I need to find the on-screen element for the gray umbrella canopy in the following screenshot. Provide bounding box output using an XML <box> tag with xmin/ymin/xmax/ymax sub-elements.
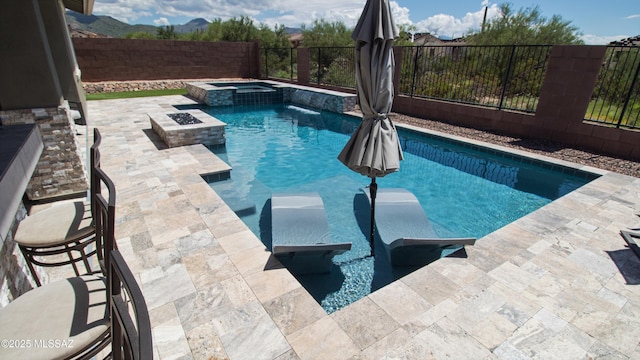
<box><xmin>338</xmin><ymin>0</ymin><xmax>403</xmax><ymax>256</ymax></box>
<box><xmin>338</xmin><ymin>0</ymin><xmax>403</xmax><ymax>177</ymax></box>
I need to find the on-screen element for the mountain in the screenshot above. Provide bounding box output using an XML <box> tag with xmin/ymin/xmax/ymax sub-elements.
<box><xmin>66</xmin><ymin>12</ymin><xmax>304</xmax><ymax>39</ymax></box>
<box><xmin>285</xmin><ymin>27</ymin><xmax>302</xmax><ymax>35</ymax></box>
<box><xmin>65</xmin><ymin>11</ymin><xmax>156</xmax><ymax>37</ymax></box>
<box><xmin>174</xmin><ymin>18</ymin><xmax>210</xmax><ymax>33</ymax></box>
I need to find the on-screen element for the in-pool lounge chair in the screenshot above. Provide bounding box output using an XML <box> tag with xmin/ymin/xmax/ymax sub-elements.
<box><xmin>620</xmin><ymin>229</ymin><xmax>640</xmax><ymax>259</ymax></box>
<box><xmin>271</xmin><ymin>192</ymin><xmax>351</xmax><ymax>274</ymax></box>
<box><xmin>362</xmin><ymin>188</ymin><xmax>476</xmax><ymax>266</ymax></box>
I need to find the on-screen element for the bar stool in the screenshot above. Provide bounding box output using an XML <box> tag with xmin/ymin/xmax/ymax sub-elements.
<box><xmin>0</xmin><ymin>155</ymin><xmax>116</xmax><ymax>359</ymax></box>
<box><xmin>109</xmin><ymin>250</ymin><xmax>153</xmax><ymax>360</ymax></box>
<box><xmin>14</xmin><ymin>128</ymin><xmax>102</xmax><ymax>286</ymax></box>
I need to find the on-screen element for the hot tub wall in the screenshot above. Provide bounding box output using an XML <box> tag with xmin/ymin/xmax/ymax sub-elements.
<box><xmin>187</xmin><ymin>81</ymin><xmax>357</xmax><ymax>113</ymax></box>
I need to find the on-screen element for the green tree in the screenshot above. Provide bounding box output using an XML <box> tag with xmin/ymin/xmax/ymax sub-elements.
<box><xmin>156</xmin><ymin>25</ymin><xmax>178</xmax><ymax>39</ymax></box>
<box><xmin>124</xmin><ymin>31</ymin><xmax>155</xmax><ymax>39</ymax></box>
<box><xmin>257</xmin><ymin>23</ymin><xmax>290</xmax><ymax>48</ymax></box>
<box><xmin>396</xmin><ymin>24</ymin><xmax>417</xmax><ymax>46</ymax></box>
<box><xmin>220</xmin><ymin>16</ymin><xmax>259</xmax><ymax>41</ymax></box>
<box><xmin>467</xmin><ymin>3</ymin><xmax>583</xmax><ymax>45</ymax></box>
<box><xmin>197</xmin><ymin>16</ymin><xmax>257</xmax><ymax>42</ymax></box>
<box><xmin>259</xmin><ymin>24</ymin><xmax>295</xmax><ymax>79</ymax></box>
<box><xmin>301</xmin><ymin>20</ymin><xmax>353</xmax><ymax>47</ymax></box>
<box><xmin>301</xmin><ymin>20</ymin><xmax>354</xmax><ymax>84</ymax></box>
<box><xmin>184</xmin><ymin>29</ymin><xmax>206</xmax><ymax>41</ymax></box>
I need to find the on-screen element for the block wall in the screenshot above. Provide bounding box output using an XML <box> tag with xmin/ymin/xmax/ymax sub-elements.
<box><xmin>72</xmin><ymin>38</ymin><xmax>261</xmax><ymax>82</ymax></box>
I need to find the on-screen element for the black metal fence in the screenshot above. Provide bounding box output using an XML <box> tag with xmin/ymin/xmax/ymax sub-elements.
<box><xmin>585</xmin><ymin>46</ymin><xmax>640</xmax><ymax>128</ymax></box>
<box><xmin>262</xmin><ymin>45</ymin><xmax>551</xmax><ymax>113</ymax></box>
<box><xmin>261</xmin><ymin>44</ymin><xmax>640</xmax><ymax>129</ymax></box>
<box><xmin>310</xmin><ymin>47</ymin><xmax>356</xmax><ymax>87</ymax></box>
<box><xmin>399</xmin><ymin>45</ymin><xmax>551</xmax><ymax>113</ymax></box>
<box><xmin>262</xmin><ymin>47</ymin><xmax>297</xmax><ymax>81</ymax></box>
<box><xmin>263</xmin><ymin>47</ymin><xmax>357</xmax><ymax>87</ymax></box>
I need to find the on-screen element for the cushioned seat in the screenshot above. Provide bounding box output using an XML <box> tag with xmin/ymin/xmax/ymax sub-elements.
<box><xmin>0</xmin><ymin>145</ymin><xmax>118</xmax><ymax>358</ymax></box>
<box><xmin>0</xmin><ymin>275</ymin><xmax>109</xmax><ymax>359</ymax></box>
<box><xmin>14</xmin><ymin>128</ymin><xmax>102</xmax><ymax>286</ymax></box>
<box><xmin>14</xmin><ymin>200</ymin><xmax>93</xmax><ymax>247</ymax></box>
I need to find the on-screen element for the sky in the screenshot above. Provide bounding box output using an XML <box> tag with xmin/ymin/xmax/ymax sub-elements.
<box><xmin>92</xmin><ymin>0</ymin><xmax>640</xmax><ymax>45</ymax></box>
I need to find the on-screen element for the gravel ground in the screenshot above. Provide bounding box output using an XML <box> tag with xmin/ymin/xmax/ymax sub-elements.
<box><xmin>391</xmin><ymin>112</ymin><xmax>640</xmax><ymax>178</ymax></box>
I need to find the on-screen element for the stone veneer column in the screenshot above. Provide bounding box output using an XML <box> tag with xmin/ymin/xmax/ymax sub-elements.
<box><xmin>0</xmin><ymin>105</ymin><xmax>88</xmax><ymax>201</ymax></box>
<box><xmin>0</xmin><ymin>203</ymin><xmax>42</xmax><ymax>307</ymax></box>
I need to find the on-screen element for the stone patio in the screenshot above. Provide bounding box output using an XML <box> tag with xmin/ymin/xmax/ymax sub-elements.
<box><xmin>76</xmin><ymin>95</ymin><xmax>640</xmax><ymax>359</ymax></box>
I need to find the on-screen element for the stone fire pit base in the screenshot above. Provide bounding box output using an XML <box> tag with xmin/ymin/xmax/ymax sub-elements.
<box><xmin>149</xmin><ymin>109</ymin><xmax>226</xmax><ymax>148</ymax></box>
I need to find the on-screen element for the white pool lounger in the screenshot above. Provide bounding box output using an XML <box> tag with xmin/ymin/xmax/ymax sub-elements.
<box><xmin>362</xmin><ymin>188</ymin><xmax>476</xmax><ymax>266</ymax></box>
<box><xmin>620</xmin><ymin>229</ymin><xmax>640</xmax><ymax>259</ymax></box>
<box><xmin>271</xmin><ymin>192</ymin><xmax>351</xmax><ymax>274</ymax></box>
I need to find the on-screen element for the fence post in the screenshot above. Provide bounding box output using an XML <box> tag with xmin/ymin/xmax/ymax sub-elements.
<box><xmin>498</xmin><ymin>45</ymin><xmax>516</xmax><ymax>110</ymax></box>
<box><xmin>264</xmin><ymin>48</ymin><xmax>269</xmax><ymax>78</ymax></box>
<box><xmin>253</xmin><ymin>40</ymin><xmax>262</xmax><ymax>79</ymax></box>
<box><xmin>317</xmin><ymin>48</ymin><xmax>321</xmax><ymax>84</ymax></box>
<box><xmin>297</xmin><ymin>48</ymin><xmax>310</xmax><ymax>85</ymax></box>
<box><xmin>617</xmin><ymin>58</ymin><xmax>640</xmax><ymax>128</ymax></box>
<box><xmin>290</xmin><ymin>48</ymin><xmax>294</xmax><ymax>81</ymax></box>
<box><xmin>411</xmin><ymin>47</ymin><xmax>420</xmax><ymax>97</ymax></box>
<box><xmin>393</xmin><ymin>46</ymin><xmax>403</xmax><ymax>97</ymax></box>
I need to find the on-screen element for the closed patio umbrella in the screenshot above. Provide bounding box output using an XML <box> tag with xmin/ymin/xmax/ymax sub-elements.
<box><xmin>338</xmin><ymin>0</ymin><xmax>403</xmax><ymax>256</ymax></box>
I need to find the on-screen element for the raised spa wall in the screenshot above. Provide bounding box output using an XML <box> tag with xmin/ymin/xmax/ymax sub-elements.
<box><xmin>186</xmin><ymin>80</ymin><xmax>357</xmax><ymax>113</ymax></box>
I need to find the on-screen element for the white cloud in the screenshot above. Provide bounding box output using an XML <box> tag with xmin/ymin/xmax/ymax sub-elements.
<box><xmin>255</xmin><ymin>0</ymin><xmax>372</xmax><ymax>29</ymax></box>
<box><xmin>153</xmin><ymin>17</ymin><xmax>170</xmax><ymax>26</ymax></box>
<box><xmin>414</xmin><ymin>4</ymin><xmax>500</xmax><ymax>38</ymax></box>
<box><xmin>91</xmin><ymin>0</ymin><xmax>633</xmax><ymax>43</ymax></box>
<box><xmin>92</xmin><ymin>0</ymin><xmax>157</xmax><ymax>23</ymax></box>
<box><xmin>93</xmin><ymin>0</ymin><xmax>372</xmax><ymax>28</ymax></box>
<box><xmin>390</xmin><ymin>1</ymin><xmax>412</xmax><ymax>27</ymax></box>
<box><xmin>581</xmin><ymin>34</ymin><xmax>629</xmax><ymax>45</ymax></box>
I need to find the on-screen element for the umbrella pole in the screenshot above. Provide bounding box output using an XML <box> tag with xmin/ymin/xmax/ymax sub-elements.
<box><xmin>369</xmin><ymin>177</ymin><xmax>377</xmax><ymax>257</ymax></box>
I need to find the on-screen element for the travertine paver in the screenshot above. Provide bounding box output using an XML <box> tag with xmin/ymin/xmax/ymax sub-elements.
<box><xmin>74</xmin><ymin>95</ymin><xmax>640</xmax><ymax>359</ymax></box>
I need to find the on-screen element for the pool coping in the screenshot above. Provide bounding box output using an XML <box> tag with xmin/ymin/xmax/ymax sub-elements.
<box><xmin>344</xmin><ymin>111</ymin><xmax>609</xmax><ymax>179</ymax></box>
<box><xmin>81</xmin><ymin>95</ymin><xmax>640</xmax><ymax>359</ymax></box>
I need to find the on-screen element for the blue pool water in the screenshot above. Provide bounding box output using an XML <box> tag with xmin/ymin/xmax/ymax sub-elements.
<box><xmin>189</xmin><ymin>103</ymin><xmax>597</xmax><ymax>313</ymax></box>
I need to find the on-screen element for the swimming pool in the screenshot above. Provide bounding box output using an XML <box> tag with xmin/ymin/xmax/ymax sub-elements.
<box><xmin>188</xmin><ymin>103</ymin><xmax>597</xmax><ymax>313</ymax></box>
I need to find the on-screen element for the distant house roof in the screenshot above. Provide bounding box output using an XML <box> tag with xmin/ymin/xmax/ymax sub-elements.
<box><xmin>68</xmin><ymin>24</ymin><xmax>109</xmax><ymax>38</ymax></box>
<box><xmin>609</xmin><ymin>35</ymin><xmax>640</xmax><ymax>46</ymax></box>
<box><xmin>413</xmin><ymin>33</ymin><xmax>443</xmax><ymax>46</ymax></box>
<box><xmin>289</xmin><ymin>33</ymin><xmax>304</xmax><ymax>48</ymax></box>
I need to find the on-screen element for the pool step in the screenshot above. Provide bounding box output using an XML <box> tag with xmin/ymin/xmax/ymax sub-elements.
<box><xmin>211</xmin><ymin>179</ymin><xmax>257</xmax><ymax>217</ymax></box>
